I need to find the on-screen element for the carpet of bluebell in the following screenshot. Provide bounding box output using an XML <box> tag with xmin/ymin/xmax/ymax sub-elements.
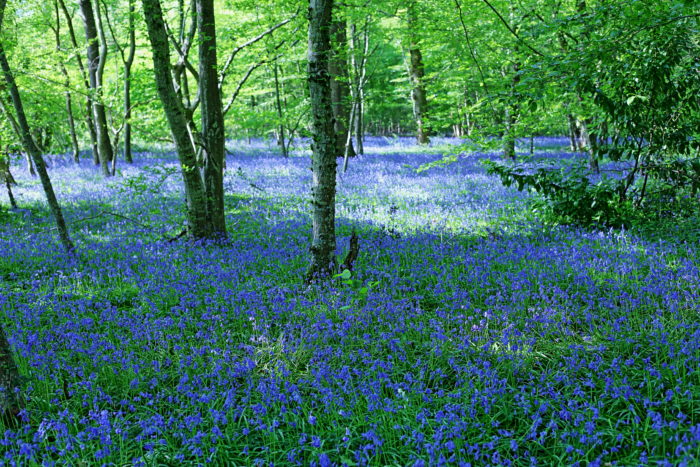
<box><xmin>0</xmin><ymin>137</ymin><xmax>698</xmax><ymax>466</ymax></box>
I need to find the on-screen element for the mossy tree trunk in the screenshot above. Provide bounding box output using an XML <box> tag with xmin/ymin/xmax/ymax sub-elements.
<box><xmin>196</xmin><ymin>0</ymin><xmax>227</xmax><ymax>238</ymax></box>
<box><xmin>306</xmin><ymin>0</ymin><xmax>338</xmax><ymax>281</ymax></box>
<box><xmin>142</xmin><ymin>0</ymin><xmax>211</xmax><ymax>240</ymax></box>
<box><xmin>79</xmin><ymin>0</ymin><xmax>114</xmax><ymax>176</ymax></box>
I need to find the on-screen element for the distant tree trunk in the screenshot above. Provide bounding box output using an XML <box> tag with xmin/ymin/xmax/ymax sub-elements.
<box><xmin>123</xmin><ymin>0</ymin><xmax>136</xmax><ymax>164</ymax></box>
<box><xmin>578</xmin><ymin>118</ymin><xmax>599</xmax><ymax>172</ymax></box>
<box><xmin>273</xmin><ymin>64</ymin><xmax>288</xmax><ymax>157</ymax></box>
<box><xmin>52</xmin><ymin>1</ymin><xmax>80</xmax><ymax>163</ymax></box>
<box><xmin>349</xmin><ymin>21</ymin><xmax>369</xmax><ymax>155</ymax></box>
<box><xmin>58</xmin><ymin>0</ymin><xmax>99</xmax><ymax>164</ymax></box>
<box><xmin>330</xmin><ymin>18</ymin><xmax>355</xmax><ymax>158</ymax></box>
<box><xmin>197</xmin><ymin>0</ymin><xmax>227</xmax><ymax>238</ymax></box>
<box><xmin>503</xmin><ymin>59</ymin><xmax>520</xmax><ymax>160</ymax></box>
<box><xmin>0</xmin><ymin>42</ymin><xmax>74</xmax><ymax>253</ymax></box>
<box><xmin>407</xmin><ymin>2</ymin><xmax>429</xmax><ymax>145</ymax></box>
<box><xmin>306</xmin><ymin>0</ymin><xmax>338</xmax><ymax>282</ymax></box>
<box><xmin>567</xmin><ymin>113</ymin><xmax>578</xmax><ymax>151</ymax></box>
<box><xmin>142</xmin><ymin>0</ymin><xmax>211</xmax><ymax>239</ymax></box>
<box><xmin>503</xmin><ymin>106</ymin><xmax>516</xmax><ymax>160</ymax></box>
<box><xmin>79</xmin><ymin>0</ymin><xmax>113</xmax><ymax>176</ymax></box>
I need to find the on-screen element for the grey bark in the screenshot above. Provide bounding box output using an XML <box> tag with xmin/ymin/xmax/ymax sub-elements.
<box><xmin>79</xmin><ymin>0</ymin><xmax>113</xmax><ymax>176</ymax></box>
<box><xmin>197</xmin><ymin>0</ymin><xmax>227</xmax><ymax>238</ymax></box>
<box><xmin>0</xmin><ymin>4</ymin><xmax>74</xmax><ymax>256</ymax></box>
<box><xmin>329</xmin><ymin>18</ymin><xmax>354</xmax><ymax>158</ymax></box>
<box><xmin>142</xmin><ymin>0</ymin><xmax>211</xmax><ymax>239</ymax></box>
<box><xmin>306</xmin><ymin>0</ymin><xmax>338</xmax><ymax>281</ymax></box>
<box><xmin>407</xmin><ymin>2</ymin><xmax>429</xmax><ymax>145</ymax></box>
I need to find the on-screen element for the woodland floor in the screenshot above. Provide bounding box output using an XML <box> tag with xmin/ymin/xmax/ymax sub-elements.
<box><xmin>0</xmin><ymin>137</ymin><xmax>698</xmax><ymax>465</ymax></box>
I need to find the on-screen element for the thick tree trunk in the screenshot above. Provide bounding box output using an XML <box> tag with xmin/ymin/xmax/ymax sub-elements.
<box><xmin>79</xmin><ymin>0</ymin><xmax>113</xmax><ymax>176</ymax></box>
<box><xmin>306</xmin><ymin>0</ymin><xmax>338</xmax><ymax>281</ymax></box>
<box><xmin>407</xmin><ymin>3</ymin><xmax>429</xmax><ymax>145</ymax></box>
<box><xmin>330</xmin><ymin>19</ymin><xmax>355</xmax><ymax>158</ymax></box>
<box><xmin>0</xmin><ymin>44</ymin><xmax>74</xmax><ymax>254</ymax></box>
<box><xmin>197</xmin><ymin>0</ymin><xmax>226</xmax><ymax>238</ymax></box>
<box><xmin>0</xmin><ymin>324</ymin><xmax>21</xmax><ymax>423</ymax></box>
<box><xmin>142</xmin><ymin>0</ymin><xmax>211</xmax><ymax>239</ymax></box>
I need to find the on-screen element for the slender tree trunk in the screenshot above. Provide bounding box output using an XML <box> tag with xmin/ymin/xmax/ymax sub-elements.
<box><xmin>123</xmin><ymin>0</ymin><xmax>136</xmax><ymax>164</ymax></box>
<box><xmin>58</xmin><ymin>0</ymin><xmax>99</xmax><ymax>165</ymax></box>
<box><xmin>329</xmin><ymin>18</ymin><xmax>355</xmax><ymax>158</ymax></box>
<box><xmin>567</xmin><ymin>113</ymin><xmax>578</xmax><ymax>151</ymax></box>
<box><xmin>0</xmin><ymin>44</ymin><xmax>74</xmax><ymax>254</ymax></box>
<box><xmin>197</xmin><ymin>0</ymin><xmax>226</xmax><ymax>238</ymax></box>
<box><xmin>52</xmin><ymin>2</ymin><xmax>80</xmax><ymax>163</ymax></box>
<box><xmin>306</xmin><ymin>0</ymin><xmax>337</xmax><ymax>281</ymax></box>
<box><xmin>407</xmin><ymin>3</ymin><xmax>429</xmax><ymax>145</ymax></box>
<box><xmin>79</xmin><ymin>0</ymin><xmax>113</xmax><ymax>176</ymax></box>
<box><xmin>273</xmin><ymin>64</ymin><xmax>288</xmax><ymax>157</ymax></box>
<box><xmin>142</xmin><ymin>0</ymin><xmax>210</xmax><ymax>239</ymax></box>
<box><xmin>503</xmin><ymin>106</ymin><xmax>516</xmax><ymax>159</ymax></box>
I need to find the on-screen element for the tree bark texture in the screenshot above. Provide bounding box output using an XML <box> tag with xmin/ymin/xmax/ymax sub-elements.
<box><xmin>407</xmin><ymin>3</ymin><xmax>429</xmax><ymax>145</ymax></box>
<box><xmin>79</xmin><ymin>0</ymin><xmax>113</xmax><ymax>176</ymax></box>
<box><xmin>142</xmin><ymin>0</ymin><xmax>211</xmax><ymax>239</ymax></box>
<box><xmin>306</xmin><ymin>0</ymin><xmax>338</xmax><ymax>281</ymax></box>
<box><xmin>329</xmin><ymin>19</ymin><xmax>355</xmax><ymax>158</ymax></box>
<box><xmin>196</xmin><ymin>0</ymin><xmax>227</xmax><ymax>238</ymax></box>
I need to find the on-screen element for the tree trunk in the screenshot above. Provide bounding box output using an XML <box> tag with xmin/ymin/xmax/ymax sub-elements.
<box><xmin>0</xmin><ymin>42</ymin><xmax>74</xmax><ymax>254</ymax></box>
<box><xmin>503</xmin><ymin>106</ymin><xmax>516</xmax><ymax>160</ymax></box>
<box><xmin>273</xmin><ymin>64</ymin><xmax>288</xmax><ymax>157</ymax></box>
<box><xmin>0</xmin><ymin>323</ymin><xmax>21</xmax><ymax>424</ymax></box>
<box><xmin>567</xmin><ymin>113</ymin><xmax>578</xmax><ymax>151</ymax></box>
<box><xmin>57</xmin><ymin>0</ymin><xmax>99</xmax><ymax>166</ymax></box>
<box><xmin>330</xmin><ymin>19</ymin><xmax>355</xmax><ymax>158</ymax></box>
<box><xmin>52</xmin><ymin>2</ymin><xmax>80</xmax><ymax>163</ymax></box>
<box><xmin>123</xmin><ymin>0</ymin><xmax>136</xmax><ymax>164</ymax></box>
<box><xmin>196</xmin><ymin>0</ymin><xmax>227</xmax><ymax>238</ymax></box>
<box><xmin>142</xmin><ymin>0</ymin><xmax>211</xmax><ymax>239</ymax></box>
<box><xmin>79</xmin><ymin>0</ymin><xmax>113</xmax><ymax>176</ymax></box>
<box><xmin>306</xmin><ymin>0</ymin><xmax>338</xmax><ymax>282</ymax></box>
<box><xmin>407</xmin><ymin>3</ymin><xmax>429</xmax><ymax>145</ymax></box>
